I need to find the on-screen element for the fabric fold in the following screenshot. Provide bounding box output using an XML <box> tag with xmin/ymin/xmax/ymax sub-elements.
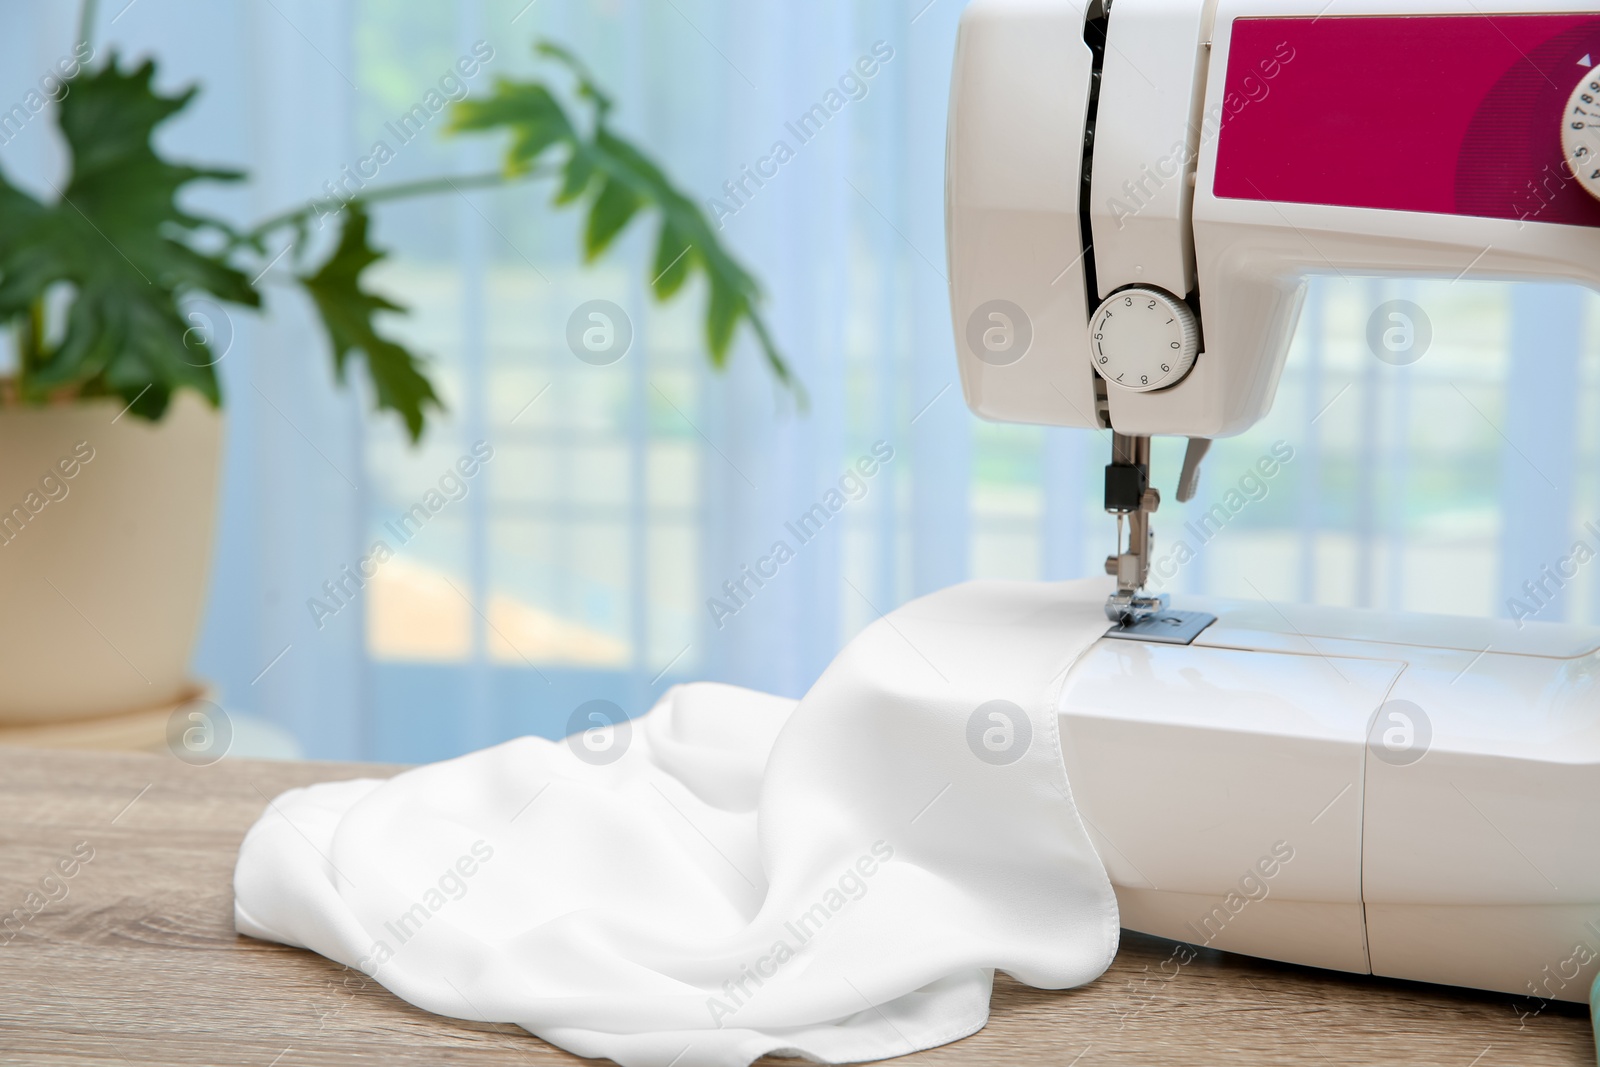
<box><xmin>234</xmin><ymin>578</ymin><xmax>1122</xmax><ymax>1066</ymax></box>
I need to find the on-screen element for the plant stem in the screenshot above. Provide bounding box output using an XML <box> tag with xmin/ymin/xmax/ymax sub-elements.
<box><xmin>245</xmin><ymin>166</ymin><xmax>554</xmax><ymax>245</ymax></box>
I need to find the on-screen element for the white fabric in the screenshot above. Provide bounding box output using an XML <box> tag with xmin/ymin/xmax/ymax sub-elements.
<box><xmin>234</xmin><ymin>579</ymin><xmax>1121</xmax><ymax>1066</ymax></box>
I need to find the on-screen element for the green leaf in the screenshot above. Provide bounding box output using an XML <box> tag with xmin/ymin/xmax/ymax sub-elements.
<box><xmin>298</xmin><ymin>204</ymin><xmax>441</xmax><ymax>442</ymax></box>
<box><xmin>650</xmin><ymin>220</ymin><xmax>695</xmax><ymax>299</ymax></box>
<box><xmin>585</xmin><ymin>176</ymin><xmax>642</xmax><ymax>260</ymax></box>
<box><xmin>443</xmin><ymin>46</ymin><xmax>800</xmax><ymax>400</ymax></box>
<box><xmin>534</xmin><ymin>41</ymin><xmax>614</xmax><ymax>119</ymax></box>
<box><xmin>448</xmin><ymin>81</ymin><xmax>574</xmax><ymax>174</ymax></box>
<box><xmin>0</xmin><ymin>54</ymin><xmax>258</xmax><ymax>416</ymax></box>
<box><xmin>705</xmin><ymin>270</ymin><xmax>738</xmax><ymax>367</ymax></box>
<box><xmin>448</xmin><ymin>38</ymin><xmax>806</xmax><ymax>408</ymax></box>
<box><xmin>584</xmin><ymin>128</ymin><xmax>798</xmax><ymax>394</ymax></box>
<box><xmin>556</xmin><ymin>142</ymin><xmax>597</xmax><ymax>204</ymax></box>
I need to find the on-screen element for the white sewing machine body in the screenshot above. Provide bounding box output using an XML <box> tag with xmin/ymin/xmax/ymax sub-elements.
<box><xmin>946</xmin><ymin>0</ymin><xmax>1600</xmax><ymax>1003</ymax></box>
<box><xmin>1058</xmin><ymin>601</ymin><xmax>1600</xmax><ymax>1003</ymax></box>
<box><xmin>948</xmin><ymin>0</ymin><xmax>1600</xmax><ymax>436</ymax></box>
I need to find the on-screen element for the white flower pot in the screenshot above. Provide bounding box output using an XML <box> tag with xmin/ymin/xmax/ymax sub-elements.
<box><xmin>0</xmin><ymin>393</ymin><xmax>221</xmax><ymax>725</ymax></box>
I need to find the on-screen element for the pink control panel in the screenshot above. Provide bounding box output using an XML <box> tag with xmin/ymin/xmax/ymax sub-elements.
<box><xmin>1214</xmin><ymin>13</ymin><xmax>1600</xmax><ymax>229</ymax></box>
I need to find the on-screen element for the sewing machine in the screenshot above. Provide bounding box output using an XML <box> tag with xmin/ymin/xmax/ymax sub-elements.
<box><xmin>947</xmin><ymin>0</ymin><xmax>1600</xmax><ymax>1004</ymax></box>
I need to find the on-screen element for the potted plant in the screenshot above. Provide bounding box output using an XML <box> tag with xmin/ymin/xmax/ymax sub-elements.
<box><xmin>0</xmin><ymin>28</ymin><xmax>793</xmax><ymax>733</ymax></box>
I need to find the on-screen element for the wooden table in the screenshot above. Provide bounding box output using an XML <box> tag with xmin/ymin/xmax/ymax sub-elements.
<box><xmin>0</xmin><ymin>747</ymin><xmax>1591</xmax><ymax>1066</ymax></box>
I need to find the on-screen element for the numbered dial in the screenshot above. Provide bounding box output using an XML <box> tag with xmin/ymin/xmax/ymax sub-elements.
<box><xmin>1564</xmin><ymin>71</ymin><xmax>1600</xmax><ymax>203</ymax></box>
<box><xmin>1088</xmin><ymin>288</ymin><xmax>1199</xmax><ymax>393</ymax></box>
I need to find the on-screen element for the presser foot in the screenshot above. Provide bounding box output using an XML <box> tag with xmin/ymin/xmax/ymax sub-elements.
<box><xmin>1104</xmin><ymin>590</ymin><xmax>1169</xmax><ymax>625</ymax></box>
<box><xmin>1103</xmin><ymin>592</ymin><xmax>1217</xmax><ymax>646</ymax></box>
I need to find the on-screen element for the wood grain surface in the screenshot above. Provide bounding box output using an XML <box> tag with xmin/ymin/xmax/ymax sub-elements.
<box><xmin>0</xmin><ymin>747</ymin><xmax>1590</xmax><ymax>1066</ymax></box>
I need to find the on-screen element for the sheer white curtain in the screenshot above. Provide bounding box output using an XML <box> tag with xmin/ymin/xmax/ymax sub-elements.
<box><xmin>3</xmin><ymin>0</ymin><xmax>1594</xmax><ymax>762</ymax></box>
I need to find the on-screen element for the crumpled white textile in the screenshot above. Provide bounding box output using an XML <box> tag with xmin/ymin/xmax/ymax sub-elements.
<box><xmin>234</xmin><ymin>579</ymin><xmax>1121</xmax><ymax>1066</ymax></box>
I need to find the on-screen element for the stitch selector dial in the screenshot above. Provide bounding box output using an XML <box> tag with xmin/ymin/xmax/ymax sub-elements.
<box><xmin>1564</xmin><ymin>71</ymin><xmax>1600</xmax><ymax>203</ymax></box>
<box><xmin>1088</xmin><ymin>288</ymin><xmax>1199</xmax><ymax>393</ymax></box>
